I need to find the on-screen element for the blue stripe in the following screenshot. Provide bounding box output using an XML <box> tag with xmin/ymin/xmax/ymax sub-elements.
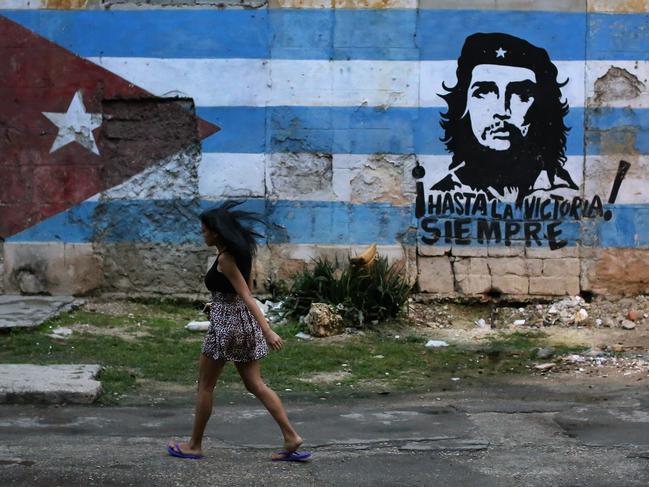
<box><xmin>7</xmin><ymin>200</ymin><xmax>415</xmax><ymax>245</ymax></box>
<box><xmin>3</xmin><ymin>10</ymin><xmax>646</xmax><ymax>61</ymax></box>
<box><xmin>6</xmin><ymin>200</ymin><xmax>649</xmax><ymax>248</ymax></box>
<box><xmin>588</xmin><ymin>13</ymin><xmax>649</xmax><ymax>60</ymax></box>
<box><xmin>2</xmin><ymin>10</ymin><xmax>269</xmax><ymax>59</ymax></box>
<box><xmin>200</xmin><ymin>106</ymin><xmax>649</xmax><ymax>156</ymax></box>
<box><xmin>586</xmin><ymin>107</ymin><xmax>649</xmax><ymax>155</ymax></box>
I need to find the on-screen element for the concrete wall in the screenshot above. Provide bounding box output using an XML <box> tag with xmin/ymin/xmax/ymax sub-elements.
<box><xmin>1</xmin><ymin>1</ymin><xmax>648</xmax><ymax>298</ymax></box>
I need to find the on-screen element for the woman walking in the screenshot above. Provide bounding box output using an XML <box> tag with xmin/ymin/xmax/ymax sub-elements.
<box><xmin>167</xmin><ymin>202</ymin><xmax>309</xmax><ymax>462</ymax></box>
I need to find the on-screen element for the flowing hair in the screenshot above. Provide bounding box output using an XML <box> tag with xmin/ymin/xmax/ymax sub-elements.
<box><xmin>199</xmin><ymin>201</ymin><xmax>265</xmax><ymax>261</ymax></box>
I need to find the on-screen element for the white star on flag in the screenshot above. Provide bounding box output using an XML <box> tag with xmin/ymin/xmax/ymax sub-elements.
<box><xmin>495</xmin><ymin>47</ymin><xmax>507</xmax><ymax>58</ymax></box>
<box><xmin>43</xmin><ymin>91</ymin><xmax>102</xmax><ymax>155</ymax></box>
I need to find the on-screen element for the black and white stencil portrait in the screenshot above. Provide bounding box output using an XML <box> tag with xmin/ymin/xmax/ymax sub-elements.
<box><xmin>432</xmin><ymin>32</ymin><xmax>579</xmax><ymax>205</ymax></box>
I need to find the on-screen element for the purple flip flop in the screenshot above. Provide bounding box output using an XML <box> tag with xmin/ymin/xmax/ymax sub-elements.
<box><xmin>272</xmin><ymin>450</ymin><xmax>312</xmax><ymax>462</ymax></box>
<box><xmin>167</xmin><ymin>443</ymin><xmax>203</xmax><ymax>460</ymax></box>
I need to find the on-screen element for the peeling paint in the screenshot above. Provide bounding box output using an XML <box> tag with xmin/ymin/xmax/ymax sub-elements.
<box><xmin>593</xmin><ymin>66</ymin><xmax>646</xmax><ymax>104</ymax></box>
<box><xmin>46</xmin><ymin>0</ymin><xmax>88</xmax><ymax>7</ymax></box>
<box><xmin>101</xmin><ymin>0</ymin><xmax>268</xmax><ymax>8</ymax></box>
<box><xmin>267</xmin><ymin>152</ymin><xmax>333</xmax><ymax>199</ymax></box>
<box><xmin>350</xmin><ymin>154</ymin><xmax>411</xmax><ymax>205</ymax></box>
<box><xmin>588</xmin><ymin>0</ymin><xmax>649</xmax><ymax>13</ymax></box>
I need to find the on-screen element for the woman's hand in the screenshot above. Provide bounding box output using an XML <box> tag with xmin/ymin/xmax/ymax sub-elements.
<box><xmin>264</xmin><ymin>330</ymin><xmax>284</xmax><ymax>351</ymax></box>
<box><xmin>202</xmin><ymin>302</ymin><xmax>211</xmax><ymax>316</ymax></box>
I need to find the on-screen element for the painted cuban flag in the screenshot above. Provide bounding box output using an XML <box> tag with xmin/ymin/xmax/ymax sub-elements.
<box><xmin>1</xmin><ymin>7</ymin><xmax>648</xmax><ymax>280</ymax></box>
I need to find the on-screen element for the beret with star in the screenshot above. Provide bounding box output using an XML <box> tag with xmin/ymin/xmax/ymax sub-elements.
<box><xmin>455</xmin><ymin>32</ymin><xmax>554</xmax><ymax>80</ymax></box>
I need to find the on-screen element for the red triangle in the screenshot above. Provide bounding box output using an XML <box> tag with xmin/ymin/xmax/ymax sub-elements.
<box><xmin>0</xmin><ymin>16</ymin><xmax>220</xmax><ymax>239</ymax></box>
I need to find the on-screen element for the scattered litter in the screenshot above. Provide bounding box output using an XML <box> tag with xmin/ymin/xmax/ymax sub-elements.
<box><xmin>474</xmin><ymin>318</ymin><xmax>487</xmax><ymax>328</ymax></box>
<box><xmin>425</xmin><ymin>340</ymin><xmax>449</xmax><ymax>348</ymax></box>
<box><xmin>564</xmin><ymin>354</ymin><xmax>586</xmax><ymax>364</ymax></box>
<box><xmin>373</xmin><ymin>355</ymin><xmax>385</xmax><ymax>359</ymax></box>
<box><xmin>534</xmin><ymin>363</ymin><xmax>555</xmax><ymax>371</ymax></box>
<box><xmin>394</xmin><ymin>335</ymin><xmax>400</xmax><ymax>339</ymax></box>
<box><xmin>513</xmin><ymin>319</ymin><xmax>526</xmax><ymax>326</ymax></box>
<box><xmin>451</xmin><ymin>377</ymin><xmax>461</xmax><ymax>381</ymax></box>
<box><xmin>573</xmin><ymin>308</ymin><xmax>589</xmax><ymax>322</ymax></box>
<box><xmin>621</xmin><ymin>319</ymin><xmax>636</xmax><ymax>330</ymax></box>
<box><xmin>294</xmin><ymin>332</ymin><xmax>313</xmax><ymax>340</ymax></box>
<box><xmin>47</xmin><ymin>327</ymin><xmax>73</xmax><ymax>339</ymax></box>
<box><xmin>185</xmin><ymin>321</ymin><xmax>210</xmax><ymax>331</ymax></box>
<box><xmin>535</xmin><ymin>347</ymin><xmax>555</xmax><ymax>359</ymax></box>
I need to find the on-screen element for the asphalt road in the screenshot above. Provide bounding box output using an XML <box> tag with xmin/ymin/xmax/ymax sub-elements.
<box><xmin>1</xmin><ymin>379</ymin><xmax>649</xmax><ymax>487</ymax></box>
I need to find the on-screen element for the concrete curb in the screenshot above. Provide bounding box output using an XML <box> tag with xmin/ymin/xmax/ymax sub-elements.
<box><xmin>0</xmin><ymin>364</ymin><xmax>102</xmax><ymax>404</ymax></box>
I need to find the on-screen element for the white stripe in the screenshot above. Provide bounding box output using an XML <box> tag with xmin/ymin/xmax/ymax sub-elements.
<box><xmin>586</xmin><ymin>61</ymin><xmax>649</xmax><ymax>108</ymax></box>
<box><xmin>198</xmin><ymin>153</ymin><xmax>649</xmax><ymax>205</ymax></box>
<box><xmin>0</xmin><ymin>0</ymin><xmax>46</xmax><ymax>7</ymax></box>
<box><xmin>86</xmin><ymin>57</ymin><xmax>634</xmax><ymax>108</ymax></box>
<box><xmin>199</xmin><ymin>153</ymin><xmax>266</xmax><ymax>199</ymax></box>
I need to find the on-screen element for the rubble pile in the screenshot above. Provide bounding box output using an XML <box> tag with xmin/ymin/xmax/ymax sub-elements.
<box><xmin>532</xmin><ymin>349</ymin><xmax>649</xmax><ymax>379</ymax></box>
<box><xmin>408</xmin><ymin>295</ymin><xmax>649</xmax><ymax>331</ymax></box>
<box><xmin>498</xmin><ymin>295</ymin><xmax>649</xmax><ymax>330</ymax></box>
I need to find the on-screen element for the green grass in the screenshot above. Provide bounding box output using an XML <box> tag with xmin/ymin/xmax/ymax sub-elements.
<box><xmin>0</xmin><ymin>302</ymin><xmax>585</xmax><ymax>404</ymax></box>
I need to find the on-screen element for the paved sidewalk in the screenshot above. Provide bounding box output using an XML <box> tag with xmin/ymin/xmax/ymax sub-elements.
<box><xmin>0</xmin><ymin>295</ymin><xmax>78</xmax><ymax>329</ymax></box>
<box><xmin>1</xmin><ymin>382</ymin><xmax>648</xmax><ymax>486</ymax></box>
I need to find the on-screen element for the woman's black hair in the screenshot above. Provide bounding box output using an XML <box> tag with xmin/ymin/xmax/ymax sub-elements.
<box><xmin>200</xmin><ymin>201</ymin><xmax>265</xmax><ymax>260</ymax></box>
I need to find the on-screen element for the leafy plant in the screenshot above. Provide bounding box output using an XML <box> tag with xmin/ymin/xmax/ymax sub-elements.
<box><xmin>279</xmin><ymin>255</ymin><xmax>412</xmax><ymax>327</ymax></box>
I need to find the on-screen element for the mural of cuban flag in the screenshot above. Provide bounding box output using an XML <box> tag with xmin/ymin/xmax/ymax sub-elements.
<box><xmin>1</xmin><ymin>4</ymin><xmax>649</xmax><ymax>295</ymax></box>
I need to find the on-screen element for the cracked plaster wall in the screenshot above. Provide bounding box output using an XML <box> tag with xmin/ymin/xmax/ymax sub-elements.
<box><xmin>3</xmin><ymin>1</ymin><xmax>649</xmax><ymax>297</ymax></box>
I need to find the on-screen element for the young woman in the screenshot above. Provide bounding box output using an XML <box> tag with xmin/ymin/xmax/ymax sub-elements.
<box><xmin>167</xmin><ymin>202</ymin><xmax>309</xmax><ymax>462</ymax></box>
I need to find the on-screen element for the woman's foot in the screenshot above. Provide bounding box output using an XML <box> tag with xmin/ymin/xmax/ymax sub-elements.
<box><xmin>284</xmin><ymin>434</ymin><xmax>303</xmax><ymax>453</ymax></box>
<box><xmin>167</xmin><ymin>441</ymin><xmax>203</xmax><ymax>459</ymax></box>
<box><xmin>271</xmin><ymin>434</ymin><xmax>304</xmax><ymax>460</ymax></box>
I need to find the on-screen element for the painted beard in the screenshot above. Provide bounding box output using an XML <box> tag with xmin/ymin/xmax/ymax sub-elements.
<box><xmin>454</xmin><ymin>121</ymin><xmax>543</xmax><ymax>201</ymax></box>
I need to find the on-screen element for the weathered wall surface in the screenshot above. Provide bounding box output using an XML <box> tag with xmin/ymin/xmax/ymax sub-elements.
<box><xmin>0</xmin><ymin>0</ymin><xmax>648</xmax><ymax>298</ymax></box>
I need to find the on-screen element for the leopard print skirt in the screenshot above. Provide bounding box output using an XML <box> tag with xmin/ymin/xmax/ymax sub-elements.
<box><xmin>201</xmin><ymin>291</ymin><xmax>269</xmax><ymax>362</ymax></box>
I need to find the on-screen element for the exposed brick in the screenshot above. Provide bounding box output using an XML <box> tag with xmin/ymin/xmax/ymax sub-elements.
<box><xmin>487</xmin><ymin>244</ymin><xmax>525</xmax><ymax>257</ymax></box>
<box><xmin>543</xmin><ymin>258</ymin><xmax>580</xmax><ymax>278</ymax></box>
<box><xmin>455</xmin><ymin>274</ymin><xmax>492</xmax><ymax>295</ymax></box>
<box><xmin>526</xmin><ymin>246</ymin><xmax>579</xmax><ymax>258</ymax></box>
<box><xmin>451</xmin><ymin>247</ymin><xmax>489</xmax><ymax>257</ymax></box>
<box><xmin>492</xmin><ymin>275</ymin><xmax>529</xmax><ymax>295</ymax></box>
<box><xmin>417</xmin><ymin>244</ymin><xmax>451</xmax><ymax>257</ymax></box>
<box><xmin>529</xmin><ymin>276</ymin><xmax>580</xmax><ymax>296</ymax></box>
<box><xmin>488</xmin><ymin>258</ymin><xmax>527</xmax><ymax>276</ymax></box>
<box><xmin>418</xmin><ymin>256</ymin><xmax>454</xmax><ymax>293</ymax></box>
<box><xmin>525</xmin><ymin>259</ymin><xmax>544</xmax><ymax>276</ymax></box>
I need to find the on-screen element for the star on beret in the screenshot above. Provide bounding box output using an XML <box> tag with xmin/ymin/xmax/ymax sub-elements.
<box><xmin>495</xmin><ymin>47</ymin><xmax>507</xmax><ymax>58</ymax></box>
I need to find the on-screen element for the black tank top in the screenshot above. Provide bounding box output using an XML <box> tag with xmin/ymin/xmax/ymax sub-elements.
<box><xmin>204</xmin><ymin>252</ymin><xmax>251</xmax><ymax>294</ymax></box>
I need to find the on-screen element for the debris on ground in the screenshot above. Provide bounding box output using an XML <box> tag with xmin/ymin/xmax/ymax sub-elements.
<box><xmin>304</xmin><ymin>303</ymin><xmax>344</xmax><ymax>337</ymax></box>
<box><xmin>425</xmin><ymin>339</ymin><xmax>449</xmax><ymax>348</ymax></box>
<box><xmin>47</xmin><ymin>327</ymin><xmax>73</xmax><ymax>340</ymax></box>
<box><xmin>409</xmin><ymin>295</ymin><xmax>649</xmax><ymax>331</ymax></box>
<box><xmin>185</xmin><ymin>321</ymin><xmax>210</xmax><ymax>332</ymax></box>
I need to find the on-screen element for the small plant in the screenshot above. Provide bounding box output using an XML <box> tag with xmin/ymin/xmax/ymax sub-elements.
<box><xmin>279</xmin><ymin>254</ymin><xmax>412</xmax><ymax>327</ymax></box>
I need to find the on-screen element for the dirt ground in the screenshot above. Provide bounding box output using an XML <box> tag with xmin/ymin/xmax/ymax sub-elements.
<box><xmin>406</xmin><ymin>294</ymin><xmax>649</xmax><ymax>386</ymax></box>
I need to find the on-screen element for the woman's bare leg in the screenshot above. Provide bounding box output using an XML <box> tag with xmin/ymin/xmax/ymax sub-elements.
<box><xmin>171</xmin><ymin>354</ymin><xmax>226</xmax><ymax>455</ymax></box>
<box><xmin>235</xmin><ymin>360</ymin><xmax>303</xmax><ymax>453</ymax></box>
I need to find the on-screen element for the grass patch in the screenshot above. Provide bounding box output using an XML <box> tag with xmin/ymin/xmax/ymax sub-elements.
<box><xmin>0</xmin><ymin>302</ymin><xmax>586</xmax><ymax>403</ymax></box>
